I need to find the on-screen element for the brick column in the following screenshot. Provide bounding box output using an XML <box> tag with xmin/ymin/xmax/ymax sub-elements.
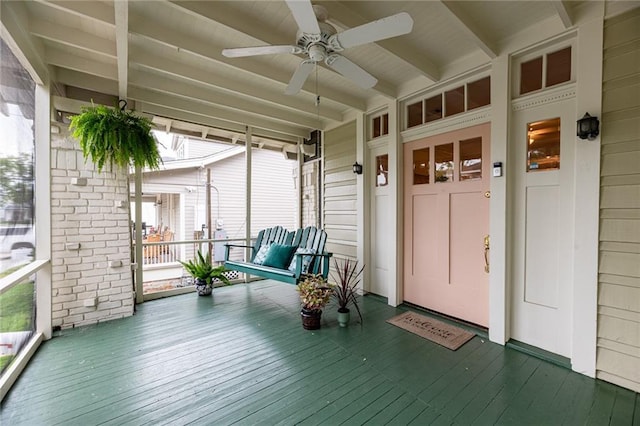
<box><xmin>50</xmin><ymin>126</ymin><xmax>133</xmax><ymax>329</ymax></box>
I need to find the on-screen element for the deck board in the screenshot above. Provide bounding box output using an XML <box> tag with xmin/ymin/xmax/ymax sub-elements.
<box><xmin>1</xmin><ymin>280</ymin><xmax>638</xmax><ymax>425</ymax></box>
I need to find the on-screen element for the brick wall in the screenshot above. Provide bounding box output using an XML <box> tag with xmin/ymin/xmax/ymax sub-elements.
<box><xmin>50</xmin><ymin>125</ymin><xmax>133</xmax><ymax>329</ymax></box>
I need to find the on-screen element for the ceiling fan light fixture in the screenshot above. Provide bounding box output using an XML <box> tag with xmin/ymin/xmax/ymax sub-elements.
<box><xmin>308</xmin><ymin>45</ymin><xmax>326</xmax><ymax>62</ymax></box>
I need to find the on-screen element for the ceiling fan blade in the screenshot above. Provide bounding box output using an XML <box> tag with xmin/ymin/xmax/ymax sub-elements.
<box><xmin>325</xmin><ymin>54</ymin><xmax>377</xmax><ymax>89</ymax></box>
<box><xmin>332</xmin><ymin>12</ymin><xmax>414</xmax><ymax>49</ymax></box>
<box><xmin>222</xmin><ymin>45</ymin><xmax>300</xmax><ymax>58</ymax></box>
<box><xmin>285</xmin><ymin>0</ymin><xmax>321</xmax><ymax>35</ymax></box>
<box><xmin>285</xmin><ymin>60</ymin><xmax>315</xmax><ymax>95</ymax></box>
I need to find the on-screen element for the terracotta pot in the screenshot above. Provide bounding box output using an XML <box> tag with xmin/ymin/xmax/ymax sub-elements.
<box><xmin>301</xmin><ymin>308</ymin><xmax>322</xmax><ymax>330</ymax></box>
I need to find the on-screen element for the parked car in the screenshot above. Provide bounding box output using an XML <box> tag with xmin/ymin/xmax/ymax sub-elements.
<box><xmin>0</xmin><ymin>225</ymin><xmax>35</xmax><ymax>259</ymax></box>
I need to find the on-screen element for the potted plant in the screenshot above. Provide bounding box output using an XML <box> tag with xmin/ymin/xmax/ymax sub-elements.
<box><xmin>330</xmin><ymin>258</ymin><xmax>364</xmax><ymax>327</ymax></box>
<box><xmin>179</xmin><ymin>250</ymin><xmax>231</xmax><ymax>296</ymax></box>
<box><xmin>69</xmin><ymin>100</ymin><xmax>161</xmax><ymax>172</ymax></box>
<box><xmin>296</xmin><ymin>274</ymin><xmax>332</xmax><ymax>330</ymax></box>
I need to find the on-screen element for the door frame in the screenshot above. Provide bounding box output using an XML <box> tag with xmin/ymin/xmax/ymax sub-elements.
<box><xmin>368</xmin><ymin>142</ymin><xmax>391</xmax><ymax>297</ymax></box>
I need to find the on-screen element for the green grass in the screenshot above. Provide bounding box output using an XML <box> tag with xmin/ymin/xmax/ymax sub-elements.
<box><xmin>0</xmin><ymin>281</ymin><xmax>35</xmax><ymax>332</ymax></box>
<box><xmin>0</xmin><ymin>355</ymin><xmax>14</xmax><ymax>375</ymax></box>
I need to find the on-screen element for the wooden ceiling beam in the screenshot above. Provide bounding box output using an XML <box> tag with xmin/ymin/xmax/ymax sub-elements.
<box><xmin>131</xmin><ymin>49</ymin><xmax>344</xmax><ymax>122</ymax></box>
<box><xmin>128</xmin><ymin>87</ymin><xmax>311</xmax><ymax>139</ymax></box>
<box><xmin>35</xmin><ymin>0</ymin><xmax>115</xmax><ymax>26</ymax></box>
<box><xmin>114</xmin><ymin>0</ymin><xmax>128</xmax><ymax>100</ymax></box>
<box><xmin>46</xmin><ymin>48</ymin><xmax>117</xmax><ymax>80</ymax></box>
<box><xmin>128</xmin><ymin>69</ymin><xmax>323</xmax><ymax>130</ymax></box>
<box><xmin>552</xmin><ymin>1</ymin><xmax>573</xmax><ymax>29</ymax></box>
<box><xmin>29</xmin><ymin>18</ymin><xmax>116</xmax><ymax>59</ymax></box>
<box><xmin>439</xmin><ymin>1</ymin><xmax>498</xmax><ymax>59</ymax></box>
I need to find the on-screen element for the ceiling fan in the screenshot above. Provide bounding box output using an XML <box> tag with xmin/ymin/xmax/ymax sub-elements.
<box><xmin>222</xmin><ymin>0</ymin><xmax>414</xmax><ymax>95</ymax></box>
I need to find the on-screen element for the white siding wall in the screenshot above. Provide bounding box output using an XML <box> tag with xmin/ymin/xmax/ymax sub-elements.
<box><xmin>186</xmin><ymin>139</ymin><xmax>230</xmax><ymax>158</ymax></box>
<box><xmin>50</xmin><ymin>127</ymin><xmax>133</xmax><ymax>329</ymax></box>
<box><xmin>598</xmin><ymin>8</ymin><xmax>640</xmax><ymax>393</ymax></box>
<box><xmin>323</xmin><ymin>122</ymin><xmax>358</xmax><ymax>260</ymax></box>
<box><xmin>250</xmin><ymin>148</ymin><xmax>298</xmax><ymax>233</ymax></box>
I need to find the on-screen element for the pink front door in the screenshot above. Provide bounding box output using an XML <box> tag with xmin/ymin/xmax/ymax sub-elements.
<box><xmin>403</xmin><ymin>123</ymin><xmax>490</xmax><ymax>327</ymax></box>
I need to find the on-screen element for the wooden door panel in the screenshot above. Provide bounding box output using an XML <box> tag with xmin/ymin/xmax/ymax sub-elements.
<box><xmin>404</xmin><ymin>123</ymin><xmax>490</xmax><ymax>327</ymax></box>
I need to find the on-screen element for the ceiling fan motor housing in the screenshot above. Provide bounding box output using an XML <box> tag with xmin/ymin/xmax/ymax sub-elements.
<box><xmin>296</xmin><ymin>21</ymin><xmax>340</xmax><ymax>59</ymax></box>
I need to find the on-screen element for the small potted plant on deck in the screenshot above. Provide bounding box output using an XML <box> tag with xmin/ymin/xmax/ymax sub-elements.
<box><xmin>331</xmin><ymin>258</ymin><xmax>364</xmax><ymax>327</ymax></box>
<box><xmin>179</xmin><ymin>250</ymin><xmax>230</xmax><ymax>296</ymax></box>
<box><xmin>297</xmin><ymin>274</ymin><xmax>332</xmax><ymax>330</ymax></box>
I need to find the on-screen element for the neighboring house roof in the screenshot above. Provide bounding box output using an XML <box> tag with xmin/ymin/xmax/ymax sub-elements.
<box><xmin>137</xmin><ymin>145</ymin><xmax>245</xmax><ymax>174</ymax></box>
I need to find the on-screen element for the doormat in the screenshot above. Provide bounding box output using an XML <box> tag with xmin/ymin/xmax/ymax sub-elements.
<box><xmin>386</xmin><ymin>311</ymin><xmax>475</xmax><ymax>351</ymax></box>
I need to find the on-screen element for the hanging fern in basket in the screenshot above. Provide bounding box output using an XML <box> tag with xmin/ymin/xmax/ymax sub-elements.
<box><xmin>69</xmin><ymin>101</ymin><xmax>161</xmax><ymax>172</ymax></box>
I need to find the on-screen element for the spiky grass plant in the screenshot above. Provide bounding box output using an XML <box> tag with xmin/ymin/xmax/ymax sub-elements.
<box><xmin>330</xmin><ymin>257</ymin><xmax>364</xmax><ymax>322</ymax></box>
<box><xmin>69</xmin><ymin>103</ymin><xmax>161</xmax><ymax>172</ymax></box>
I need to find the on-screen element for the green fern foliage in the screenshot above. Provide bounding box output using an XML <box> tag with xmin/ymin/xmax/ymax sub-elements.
<box><xmin>69</xmin><ymin>104</ymin><xmax>161</xmax><ymax>172</ymax></box>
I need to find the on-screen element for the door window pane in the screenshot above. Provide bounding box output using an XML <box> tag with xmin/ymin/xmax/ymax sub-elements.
<box><xmin>376</xmin><ymin>154</ymin><xmax>389</xmax><ymax>187</ymax></box>
<box><xmin>467</xmin><ymin>77</ymin><xmax>491</xmax><ymax>110</ymax></box>
<box><xmin>413</xmin><ymin>148</ymin><xmax>430</xmax><ymax>185</ymax></box>
<box><xmin>520</xmin><ymin>57</ymin><xmax>543</xmax><ymax>95</ymax></box>
<box><xmin>435</xmin><ymin>143</ymin><xmax>454</xmax><ymax>183</ymax></box>
<box><xmin>546</xmin><ymin>47</ymin><xmax>571</xmax><ymax>87</ymax></box>
<box><xmin>527</xmin><ymin>118</ymin><xmax>560</xmax><ymax>172</ymax></box>
<box><xmin>425</xmin><ymin>94</ymin><xmax>442</xmax><ymax>123</ymax></box>
<box><xmin>407</xmin><ymin>101</ymin><xmax>423</xmax><ymax>128</ymax></box>
<box><xmin>382</xmin><ymin>113</ymin><xmax>388</xmax><ymax>136</ymax></box>
<box><xmin>459</xmin><ymin>137</ymin><xmax>482</xmax><ymax>181</ymax></box>
<box><xmin>445</xmin><ymin>86</ymin><xmax>465</xmax><ymax>117</ymax></box>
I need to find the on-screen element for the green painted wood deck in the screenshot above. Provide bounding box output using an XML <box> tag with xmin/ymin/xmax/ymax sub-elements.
<box><xmin>1</xmin><ymin>280</ymin><xmax>639</xmax><ymax>425</ymax></box>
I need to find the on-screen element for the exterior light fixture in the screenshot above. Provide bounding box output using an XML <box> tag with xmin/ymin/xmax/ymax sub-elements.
<box><xmin>352</xmin><ymin>161</ymin><xmax>363</xmax><ymax>175</ymax></box>
<box><xmin>576</xmin><ymin>113</ymin><xmax>599</xmax><ymax>140</ymax></box>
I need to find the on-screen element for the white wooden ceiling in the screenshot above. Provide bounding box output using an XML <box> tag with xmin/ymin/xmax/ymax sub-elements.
<box><xmin>4</xmin><ymin>0</ymin><xmax>629</xmax><ymax>146</ymax></box>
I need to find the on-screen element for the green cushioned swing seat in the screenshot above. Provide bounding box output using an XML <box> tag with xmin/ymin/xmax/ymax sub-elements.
<box><xmin>224</xmin><ymin>226</ymin><xmax>332</xmax><ymax>284</ymax></box>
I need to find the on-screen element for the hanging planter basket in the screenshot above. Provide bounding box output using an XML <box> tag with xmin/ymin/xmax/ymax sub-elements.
<box><xmin>69</xmin><ymin>100</ymin><xmax>161</xmax><ymax>172</ymax></box>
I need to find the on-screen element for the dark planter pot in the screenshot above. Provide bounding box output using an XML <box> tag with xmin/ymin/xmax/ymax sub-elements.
<box><xmin>301</xmin><ymin>308</ymin><xmax>322</xmax><ymax>330</ymax></box>
<box><xmin>195</xmin><ymin>278</ymin><xmax>212</xmax><ymax>296</ymax></box>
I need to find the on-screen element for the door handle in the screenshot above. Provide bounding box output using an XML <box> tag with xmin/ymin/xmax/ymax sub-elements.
<box><xmin>483</xmin><ymin>235</ymin><xmax>490</xmax><ymax>273</ymax></box>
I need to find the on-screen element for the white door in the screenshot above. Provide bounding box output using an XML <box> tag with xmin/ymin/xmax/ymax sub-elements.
<box><xmin>369</xmin><ymin>148</ymin><xmax>390</xmax><ymax>297</ymax></box>
<box><xmin>510</xmin><ymin>98</ymin><xmax>575</xmax><ymax>357</ymax></box>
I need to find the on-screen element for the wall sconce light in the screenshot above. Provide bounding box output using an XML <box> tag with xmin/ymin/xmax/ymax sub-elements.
<box><xmin>577</xmin><ymin>113</ymin><xmax>599</xmax><ymax>140</ymax></box>
<box><xmin>352</xmin><ymin>161</ymin><xmax>363</xmax><ymax>175</ymax></box>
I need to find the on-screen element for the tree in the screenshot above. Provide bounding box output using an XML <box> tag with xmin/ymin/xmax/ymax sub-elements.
<box><xmin>0</xmin><ymin>153</ymin><xmax>34</xmax><ymax>223</ymax></box>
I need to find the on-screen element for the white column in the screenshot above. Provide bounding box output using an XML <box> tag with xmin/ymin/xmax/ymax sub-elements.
<box><xmin>571</xmin><ymin>6</ymin><xmax>604</xmax><ymax>377</ymax></box>
<box><xmin>489</xmin><ymin>54</ymin><xmax>510</xmax><ymax>344</ymax></box>
<box><xmin>244</xmin><ymin>126</ymin><xmax>253</xmax><ymax>269</ymax></box>
<box><xmin>356</xmin><ymin>113</ymin><xmax>366</xmax><ymax>271</ymax></box>
<box><xmin>35</xmin><ymin>82</ymin><xmax>52</xmax><ymax>339</ymax></box>
<box><xmin>388</xmin><ymin>100</ymin><xmax>402</xmax><ymax>306</ymax></box>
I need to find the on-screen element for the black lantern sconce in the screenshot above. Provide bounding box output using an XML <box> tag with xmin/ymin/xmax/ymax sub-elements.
<box><xmin>577</xmin><ymin>113</ymin><xmax>599</xmax><ymax>140</ymax></box>
<box><xmin>352</xmin><ymin>161</ymin><xmax>363</xmax><ymax>175</ymax></box>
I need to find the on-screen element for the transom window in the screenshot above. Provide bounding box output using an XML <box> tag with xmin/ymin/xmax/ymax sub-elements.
<box><xmin>517</xmin><ymin>46</ymin><xmax>572</xmax><ymax>97</ymax></box>
<box><xmin>404</xmin><ymin>76</ymin><xmax>490</xmax><ymax>130</ymax></box>
<box><xmin>370</xmin><ymin>113</ymin><xmax>389</xmax><ymax>139</ymax></box>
